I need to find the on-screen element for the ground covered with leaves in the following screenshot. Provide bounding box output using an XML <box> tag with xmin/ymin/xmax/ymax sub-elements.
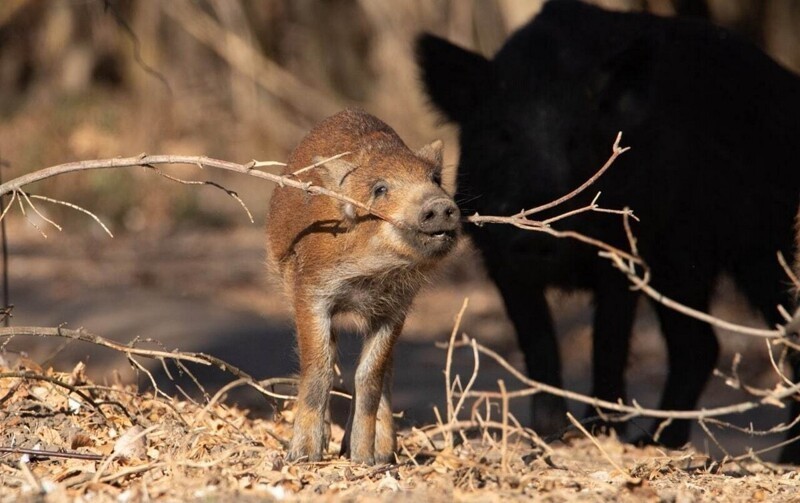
<box><xmin>2</xmin><ymin>356</ymin><xmax>799</xmax><ymax>503</ymax></box>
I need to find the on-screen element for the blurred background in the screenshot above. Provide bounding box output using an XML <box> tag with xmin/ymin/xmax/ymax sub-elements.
<box><xmin>1</xmin><ymin>0</ymin><xmax>799</xmax><ymax>459</ymax></box>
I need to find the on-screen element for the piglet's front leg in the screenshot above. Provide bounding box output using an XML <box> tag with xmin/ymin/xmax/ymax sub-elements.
<box><xmin>287</xmin><ymin>299</ymin><xmax>336</xmax><ymax>463</ymax></box>
<box><xmin>342</xmin><ymin>320</ymin><xmax>402</xmax><ymax>465</ymax></box>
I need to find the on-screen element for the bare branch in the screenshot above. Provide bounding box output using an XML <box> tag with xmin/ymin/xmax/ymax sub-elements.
<box><xmin>0</xmin><ymin>326</ymin><xmax>212</xmax><ymax>365</ymax></box>
<box><xmin>0</xmin><ymin>154</ymin><xmax>402</xmax><ymax>227</ymax></box>
<box><xmin>16</xmin><ymin>192</ymin><xmax>46</xmax><ymax>238</ymax></box>
<box><xmin>778</xmin><ymin>251</ymin><xmax>800</xmax><ymax>291</ymax></box>
<box><xmin>28</xmin><ymin>194</ymin><xmax>114</xmax><ymax>237</ymax></box>
<box><xmin>522</xmin><ymin>131</ymin><xmax>629</xmax><ymax>217</ymax></box>
<box><xmin>604</xmin><ymin>251</ymin><xmax>781</xmax><ymax>338</ymax></box>
<box><xmin>289</xmin><ymin>152</ymin><xmax>352</xmax><ymax>177</ymax></box>
<box><xmin>147</xmin><ymin>166</ymin><xmax>254</xmax><ymax>223</ymax></box>
<box><xmin>0</xmin><ymin>190</ymin><xmax>17</xmax><ymax>224</ymax></box>
<box><xmin>20</xmin><ymin>191</ymin><xmax>61</xmax><ymax>232</ymax></box>
<box><xmin>567</xmin><ymin>411</ymin><xmax>640</xmax><ymax>484</ymax></box>
<box><xmin>0</xmin><ymin>446</ymin><xmax>103</xmax><ymax>461</ymax></box>
<box><xmin>443</xmin><ymin>336</ymin><xmax>800</xmax><ymax>421</ymax></box>
<box><xmin>444</xmin><ymin>298</ymin><xmax>469</xmax><ymax>449</ymax></box>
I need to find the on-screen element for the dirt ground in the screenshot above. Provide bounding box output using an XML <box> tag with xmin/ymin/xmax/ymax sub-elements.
<box><xmin>1</xmin><ymin>222</ymin><xmax>799</xmax><ymax>501</ymax></box>
<box><xmin>3</xmin><ymin>354</ymin><xmax>800</xmax><ymax>503</ymax></box>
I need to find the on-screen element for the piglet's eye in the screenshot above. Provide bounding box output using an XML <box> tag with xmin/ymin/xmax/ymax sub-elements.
<box><xmin>372</xmin><ymin>182</ymin><xmax>388</xmax><ymax>198</ymax></box>
<box><xmin>432</xmin><ymin>173</ymin><xmax>442</xmax><ymax>186</ymax></box>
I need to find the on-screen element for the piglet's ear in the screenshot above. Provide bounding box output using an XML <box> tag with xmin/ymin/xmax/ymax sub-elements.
<box><xmin>416</xmin><ymin>139</ymin><xmax>444</xmax><ymax>167</ymax></box>
<box><xmin>315</xmin><ymin>157</ymin><xmax>357</xmax><ymax>188</ymax></box>
<box><xmin>314</xmin><ymin>157</ymin><xmax>358</xmax><ymax>222</ymax></box>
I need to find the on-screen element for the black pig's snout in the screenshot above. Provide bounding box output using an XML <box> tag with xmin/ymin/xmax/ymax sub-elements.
<box><xmin>418</xmin><ymin>198</ymin><xmax>460</xmax><ymax>234</ymax></box>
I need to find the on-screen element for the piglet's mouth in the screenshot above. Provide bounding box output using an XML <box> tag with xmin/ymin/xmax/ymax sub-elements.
<box><xmin>405</xmin><ymin>227</ymin><xmax>458</xmax><ymax>258</ymax></box>
<box><xmin>424</xmin><ymin>229</ymin><xmax>457</xmax><ymax>240</ymax></box>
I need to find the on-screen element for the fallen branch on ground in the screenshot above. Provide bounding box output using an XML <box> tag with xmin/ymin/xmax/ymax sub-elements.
<box><xmin>441</xmin><ymin>334</ymin><xmax>800</xmax><ymax>425</ymax></box>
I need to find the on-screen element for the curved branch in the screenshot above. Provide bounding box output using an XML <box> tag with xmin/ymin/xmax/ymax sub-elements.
<box><xmin>0</xmin><ymin>154</ymin><xmax>401</xmax><ymax>227</ymax></box>
<box><xmin>446</xmin><ymin>336</ymin><xmax>800</xmax><ymax>421</ymax></box>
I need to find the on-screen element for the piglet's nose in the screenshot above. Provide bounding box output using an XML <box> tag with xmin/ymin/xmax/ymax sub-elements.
<box><xmin>418</xmin><ymin>198</ymin><xmax>460</xmax><ymax>233</ymax></box>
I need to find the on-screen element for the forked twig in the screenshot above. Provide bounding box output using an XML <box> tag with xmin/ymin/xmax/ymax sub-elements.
<box><xmin>27</xmin><ymin>194</ymin><xmax>114</xmax><ymax>237</ymax></box>
<box><xmin>146</xmin><ymin>166</ymin><xmax>254</xmax><ymax>223</ymax></box>
<box><xmin>522</xmin><ymin>131</ymin><xmax>629</xmax><ymax>217</ymax></box>
<box><xmin>20</xmin><ymin>191</ymin><xmax>61</xmax><ymax>232</ymax></box>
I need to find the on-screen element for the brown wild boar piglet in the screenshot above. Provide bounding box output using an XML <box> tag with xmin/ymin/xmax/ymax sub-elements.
<box><xmin>266</xmin><ymin>109</ymin><xmax>460</xmax><ymax>465</ymax></box>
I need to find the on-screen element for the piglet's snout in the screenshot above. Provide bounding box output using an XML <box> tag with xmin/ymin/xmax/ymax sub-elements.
<box><xmin>418</xmin><ymin>197</ymin><xmax>460</xmax><ymax>234</ymax></box>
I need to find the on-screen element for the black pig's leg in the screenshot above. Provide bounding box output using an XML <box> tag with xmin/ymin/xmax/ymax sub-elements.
<box><xmin>651</xmin><ymin>286</ymin><xmax>718</xmax><ymax>448</ymax></box>
<box><xmin>488</xmin><ymin>264</ymin><xmax>567</xmax><ymax>436</ymax></box>
<box><xmin>588</xmin><ymin>273</ymin><xmax>639</xmax><ymax>432</ymax></box>
<box><xmin>732</xmin><ymin>253</ymin><xmax>800</xmax><ymax>464</ymax></box>
<box><xmin>781</xmin><ymin>330</ymin><xmax>800</xmax><ymax>464</ymax></box>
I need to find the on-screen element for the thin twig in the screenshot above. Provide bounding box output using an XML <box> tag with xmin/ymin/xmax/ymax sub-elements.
<box><xmin>0</xmin><ymin>326</ymin><xmax>212</xmax><ymax>366</ymax></box>
<box><xmin>498</xmin><ymin>379</ymin><xmax>509</xmax><ymax>475</ymax></box>
<box><xmin>146</xmin><ymin>166</ymin><xmax>254</xmax><ymax>223</ymax></box>
<box><xmin>289</xmin><ymin>152</ymin><xmax>352</xmax><ymax>177</ymax></box>
<box><xmin>605</xmin><ymin>251</ymin><xmax>780</xmax><ymax>338</ymax></box>
<box><xmin>0</xmin><ymin>190</ymin><xmax>16</xmax><ymax>224</ymax></box>
<box><xmin>778</xmin><ymin>251</ymin><xmax>800</xmax><ymax>291</ymax></box>
<box><xmin>92</xmin><ymin>424</ymin><xmax>159</xmax><ymax>483</ymax></box>
<box><xmin>466</xmin><ymin>213</ymin><xmax>642</xmax><ymax>264</ymax></box>
<box><xmin>27</xmin><ymin>194</ymin><xmax>114</xmax><ymax>238</ymax></box>
<box><xmin>698</xmin><ymin>419</ymin><xmax>751</xmax><ymax>475</ymax></box>
<box><xmin>766</xmin><ymin>339</ymin><xmax>794</xmax><ymax>387</ymax></box>
<box><xmin>16</xmin><ymin>192</ymin><xmax>46</xmax><ymax>238</ymax></box>
<box><xmin>0</xmin><ymin>446</ymin><xmax>103</xmax><ymax>461</ymax></box>
<box><xmin>444</xmin><ymin>298</ymin><xmax>469</xmax><ymax>449</ymax></box>
<box><xmin>522</xmin><ymin>132</ymin><xmax>629</xmax><ymax>217</ymax></box>
<box><xmin>415</xmin><ymin>419</ymin><xmax>541</xmax><ymax>445</ymax></box>
<box><xmin>567</xmin><ymin>412</ymin><xmax>640</xmax><ymax>484</ymax></box>
<box><xmin>192</xmin><ymin>377</ymin><xmax>249</xmax><ymax>427</ymax></box>
<box><xmin>450</xmin><ymin>338</ymin><xmax>480</xmax><ymax>437</ymax></box>
<box><xmin>20</xmin><ymin>191</ymin><xmax>61</xmax><ymax>232</ymax></box>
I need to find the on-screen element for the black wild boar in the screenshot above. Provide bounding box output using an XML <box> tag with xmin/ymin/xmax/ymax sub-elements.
<box><xmin>417</xmin><ymin>0</ymin><xmax>800</xmax><ymax>461</ymax></box>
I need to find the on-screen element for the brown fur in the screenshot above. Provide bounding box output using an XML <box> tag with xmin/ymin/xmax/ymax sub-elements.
<box><xmin>266</xmin><ymin>109</ymin><xmax>459</xmax><ymax>464</ymax></box>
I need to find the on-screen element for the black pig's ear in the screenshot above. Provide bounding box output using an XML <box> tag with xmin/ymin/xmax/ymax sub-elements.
<box><xmin>416</xmin><ymin>34</ymin><xmax>492</xmax><ymax>124</ymax></box>
<box><xmin>416</xmin><ymin>139</ymin><xmax>444</xmax><ymax>167</ymax></box>
<box><xmin>315</xmin><ymin>157</ymin><xmax>357</xmax><ymax>188</ymax></box>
